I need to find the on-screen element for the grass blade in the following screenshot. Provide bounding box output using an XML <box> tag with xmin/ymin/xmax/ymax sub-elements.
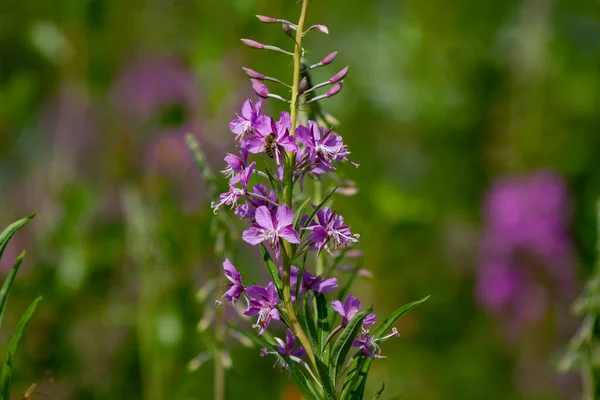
<box><xmin>0</xmin><ymin>213</ymin><xmax>35</xmax><ymax>260</ymax></box>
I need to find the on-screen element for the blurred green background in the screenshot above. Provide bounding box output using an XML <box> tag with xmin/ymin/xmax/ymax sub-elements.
<box><xmin>1</xmin><ymin>0</ymin><xmax>600</xmax><ymax>399</ymax></box>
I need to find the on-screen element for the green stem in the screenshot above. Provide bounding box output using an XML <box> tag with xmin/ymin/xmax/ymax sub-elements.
<box><xmin>282</xmin><ymin>0</ymin><xmax>317</xmax><ymax>372</ymax></box>
<box><xmin>313</xmin><ymin>179</ymin><xmax>324</xmax><ymax>276</ymax></box>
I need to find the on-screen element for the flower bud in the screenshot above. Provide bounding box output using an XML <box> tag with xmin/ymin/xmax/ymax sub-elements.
<box><xmin>320</xmin><ymin>51</ymin><xmax>338</xmax><ymax>66</ymax></box>
<box><xmin>241</xmin><ymin>39</ymin><xmax>264</xmax><ymax>49</ymax></box>
<box><xmin>282</xmin><ymin>22</ymin><xmax>294</xmax><ymax>37</ymax></box>
<box><xmin>329</xmin><ymin>66</ymin><xmax>349</xmax><ymax>84</ymax></box>
<box><xmin>315</xmin><ymin>24</ymin><xmax>329</xmax><ymax>34</ymax></box>
<box><xmin>251</xmin><ymin>79</ymin><xmax>269</xmax><ymax>98</ymax></box>
<box><xmin>256</xmin><ymin>15</ymin><xmax>277</xmax><ymax>23</ymax></box>
<box><xmin>326</xmin><ymin>81</ymin><xmax>343</xmax><ymax>97</ymax></box>
<box><xmin>242</xmin><ymin>67</ymin><xmax>265</xmax><ymax>80</ymax></box>
<box><xmin>298</xmin><ymin>77</ymin><xmax>309</xmax><ymax>94</ymax></box>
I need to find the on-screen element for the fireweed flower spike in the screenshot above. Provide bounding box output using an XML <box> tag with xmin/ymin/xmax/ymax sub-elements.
<box><xmin>199</xmin><ymin>2</ymin><xmax>429</xmax><ymax>397</ymax></box>
<box><xmin>242</xmin><ymin>205</ymin><xmax>300</xmax><ymax>259</ymax></box>
<box><xmin>216</xmin><ymin>259</ymin><xmax>245</xmax><ymax>305</ymax></box>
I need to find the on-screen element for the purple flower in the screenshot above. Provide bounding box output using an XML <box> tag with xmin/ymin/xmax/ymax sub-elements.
<box><xmin>332</xmin><ymin>295</ymin><xmax>376</xmax><ymax>328</ymax></box>
<box><xmin>229</xmin><ymin>99</ymin><xmax>271</xmax><ymax>142</ymax></box>
<box><xmin>244</xmin><ymin>282</ymin><xmax>281</xmax><ymax>334</ymax></box>
<box><xmin>242</xmin><ymin>205</ymin><xmax>300</xmax><ymax>259</ymax></box>
<box><xmin>303</xmin><ymin>207</ymin><xmax>359</xmax><ymax>255</ymax></box>
<box><xmin>275</xmin><ymin>329</ymin><xmax>307</xmax><ymax>359</ymax></box>
<box><xmin>211</xmin><ymin>162</ymin><xmax>255</xmax><ymax>213</ymax></box>
<box><xmin>221</xmin><ymin>150</ymin><xmax>248</xmax><ymax>179</ymax></box>
<box><xmin>242</xmin><ymin>111</ymin><xmax>298</xmax><ymax>165</ymax></box>
<box><xmin>352</xmin><ymin>327</ymin><xmax>399</xmax><ymax>359</ymax></box>
<box><xmin>260</xmin><ymin>329</ymin><xmax>307</xmax><ymax>370</ymax></box>
<box><xmin>476</xmin><ymin>170</ymin><xmax>578</xmax><ymax>336</ymax></box>
<box><xmin>236</xmin><ymin>184</ymin><xmax>278</xmax><ymax>219</ymax></box>
<box><xmin>281</xmin><ymin>266</ymin><xmax>338</xmax><ymax>300</ymax></box>
<box><xmin>296</xmin><ymin>120</ymin><xmax>357</xmax><ymax>173</ymax></box>
<box><xmin>216</xmin><ymin>259</ymin><xmax>245</xmax><ymax>305</ymax></box>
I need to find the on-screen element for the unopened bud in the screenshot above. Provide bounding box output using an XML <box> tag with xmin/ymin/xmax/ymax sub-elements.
<box><xmin>326</xmin><ymin>81</ymin><xmax>343</xmax><ymax>97</ymax></box>
<box><xmin>241</xmin><ymin>39</ymin><xmax>264</xmax><ymax>49</ymax></box>
<box><xmin>251</xmin><ymin>79</ymin><xmax>269</xmax><ymax>98</ymax></box>
<box><xmin>320</xmin><ymin>51</ymin><xmax>338</xmax><ymax>66</ymax></box>
<box><xmin>329</xmin><ymin>66</ymin><xmax>349</xmax><ymax>84</ymax></box>
<box><xmin>315</xmin><ymin>24</ymin><xmax>329</xmax><ymax>34</ymax></box>
<box><xmin>242</xmin><ymin>67</ymin><xmax>265</xmax><ymax>80</ymax></box>
<box><xmin>256</xmin><ymin>15</ymin><xmax>277</xmax><ymax>23</ymax></box>
<box><xmin>282</xmin><ymin>22</ymin><xmax>294</xmax><ymax>37</ymax></box>
<box><xmin>298</xmin><ymin>77</ymin><xmax>309</xmax><ymax>94</ymax></box>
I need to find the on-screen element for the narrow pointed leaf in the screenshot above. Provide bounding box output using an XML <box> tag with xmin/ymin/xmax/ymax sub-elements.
<box><xmin>316</xmin><ymin>358</ymin><xmax>338</xmax><ymax>400</ymax></box>
<box><xmin>315</xmin><ymin>293</ymin><xmax>330</xmax><ymax>352</ymax></box>
<box><xmin>301</xmin><ymin>300</ymin><xmax>320</xmax><ymax>356</ymax></box>
<box><xmin>372</xmin><ymin>296</ymin><xmax>430</xmax><ymax>339</ymax></box>
<box><xmin>293</xmin><ymin>197</ymin><xmax>312</xmax><ymax>231</ymax></box>
<box><xmin>0</xmin><ymin>213</ymin><xmax>35</xmax><ymax>260</ymax></box>
<box><xmin>372</xmin><ymin>382</ymin><xmax>385</xmax><ymax>399</ymax></box>
<box><xmin>0</xmin><ymin>296</ymin><xmax>41</xmax><ymax>399</ymax></box>
<box><xmin>340</xmin><ymin>356</ymin><xmax>370</xmax><ymax>400</ymax></box>
<box><xmin>330</xmin><ymin>309</ymin><xmax>369</xmax><ymax>383</ymax></box>
<box><xmin>302</xmin><ymin>186</ymin><xmax>339</xmax><ymax>233</ymax></box>
<box><xmin>0</xmin><ymin>252</ymin><xmax>25</xmax><ymax>331</ymax></box>
<box><xmin>260</xmin><ymin>244</ymin><xmax>283</xmax><ymax>297</ymax></box>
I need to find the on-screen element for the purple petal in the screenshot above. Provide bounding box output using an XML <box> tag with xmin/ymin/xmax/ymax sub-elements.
<box><xmin>242</xmin><ymin>227</ymin><xmax>265</xmax><ymax>245</ymax></box>
<box><xmin>279</xmin><ymin>225</ymin><xmax>300</xmax><ymax>244</ymax></box>
<box><xmin>255</xmin><ymin>206</ymin><xmax>275</xmax><ymax>230</ymax></box>
<box><xmin>242</xmin><ymin>136</ymin><xmax>266</xmax><ymax>154</ymax></box>
<box><xmin>285</xmin><ymin>329</ymin><xmax>296</xmax><ymax>350</ymax></box>
<box><xmin>363</xmin><ymin>313</ymin><xmax>377</xmax><ymax>326</ymax></box>
<box><xmin>332</xmin><ymin>300</ymin><xmax>345</xmax><ymax>317</ymax></box>
<box><xmin>275</xmin><ymin>205</ymin><xmax>295</xmax><ymax>229</ymax></box>
<box><xmin>241</xmin><ymin>99</ymin><xmax>253</xmax><ymax>119</ymax></box>
<box><xmin>223</xmin><ymin>259</ymin><xmax>242</xmax><ymax>284</ymax></box>
<box><xmin>315</xmin><ymin>277</ymin><xmax>338</xmax><ymax>293</ymax></box>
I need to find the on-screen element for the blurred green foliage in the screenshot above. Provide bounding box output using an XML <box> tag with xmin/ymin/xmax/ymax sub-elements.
<box><xmin>1</xmin><ymin>0</ymin><xmax>600</xmax><ymax>399</ymax></box>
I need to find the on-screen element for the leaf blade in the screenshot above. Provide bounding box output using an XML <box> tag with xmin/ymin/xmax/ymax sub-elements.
<box><xmin>0</xmin><ymin>213</ymin><xmax>35</xmax><ymax>260</ymax></box>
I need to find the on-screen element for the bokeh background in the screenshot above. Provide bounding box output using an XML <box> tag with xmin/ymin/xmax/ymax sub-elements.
<box><xmin>1</xmin><ymin>0</ymin><xmax>600</xmax><ymax>399</ymax></box>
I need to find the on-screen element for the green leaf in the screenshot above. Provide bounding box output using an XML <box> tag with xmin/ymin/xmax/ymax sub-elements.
<box><xmin>316</xmin><ymin>358</ymin><xmax>338</xmax><ymax>400</ymax></box>
<box><xmin>260</xmin><ymin>244</ymin><xmax>283</xmax><ymax>297</ymax></box>
<box><xmin>330</xmin><ymin>309</ymin><xmax>370</xmax><ymax>384</ymax></box>
<box><xmin>293</xmin><ymin>197</ymin><xmax>312</xmax><ymax>231</ymax></box>
<box><xmin>302</xmin><ymin>186</ymin><xmax>339</xmax><ymax>234</ymax></box>
<box><xmin>315</xmin><ymin>293</ymin><xmax>330</xmax><ymax>353</ymax></box>
<box><xmin>372</xmin><ymin>295</ymin><xmax>430</xmax><ymax>339</ymax></box>
<box><xmin>0</xmin><ymin>296</ymin><xmax>41</xmax><ymax>399</ymax></box>
<box><xmin>0</xmin><ymin>213</ymin><xmax>35</xmax><ymax>260</ymax></box>
<box><xmin>263</xmin><ymin>166</ymin><xmax>283</xmax><ymax>200</ymax></box>
<box><xmin>340</xmin><ymin>356</ymin><xmax>371</xmax><ymax>400</ymax></box>
<box><xmin>372</xmin><ymin>382</ymin><xmax>385</xmax><ymax>399</ymax></box>
<box><xmin>229</xmin><ymin>325</ymin><xmax>321</xmax><ymax>400</ymax></box>
<box><xmin>301</xmin><ymin>299</ymin><xmax>320</xmax><ymax>356</ymax></box>
<box><xmin>0</xmin><ymin>252</ymin><xmax>25</xmax><ymax>331</ymax></box>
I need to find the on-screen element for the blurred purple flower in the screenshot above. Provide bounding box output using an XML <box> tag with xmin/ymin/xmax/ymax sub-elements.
<box><xmin>476</xmin><ymin>170</ymin><xmax>578</xmax><ymax>333</ymax></box>
<box><xmin>111</xmin><ymin>55</ymin><xmax>200</xmax><ymax>124</ymax></box>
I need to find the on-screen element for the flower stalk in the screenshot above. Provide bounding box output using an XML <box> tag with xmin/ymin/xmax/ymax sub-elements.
<box><xmin>281</xmin><ymin>0</ymin><xmax>317</xmax><ymax>371</ymax></box>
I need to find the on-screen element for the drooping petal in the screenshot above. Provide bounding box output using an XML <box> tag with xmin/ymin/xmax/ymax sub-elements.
<box><xmin>315</xmin><ymin>277</ymin><xmax>338</xmax><ymax>293</ymax></box>
<box><xmin>223</xmin><ymin>259</ymin><xmax>242</xmax><ymax>284</ymax></box>
<box><xmin>278</xmin><ymin>225</ymin><xmax>300</xmax><ymax>244</ymax></box>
